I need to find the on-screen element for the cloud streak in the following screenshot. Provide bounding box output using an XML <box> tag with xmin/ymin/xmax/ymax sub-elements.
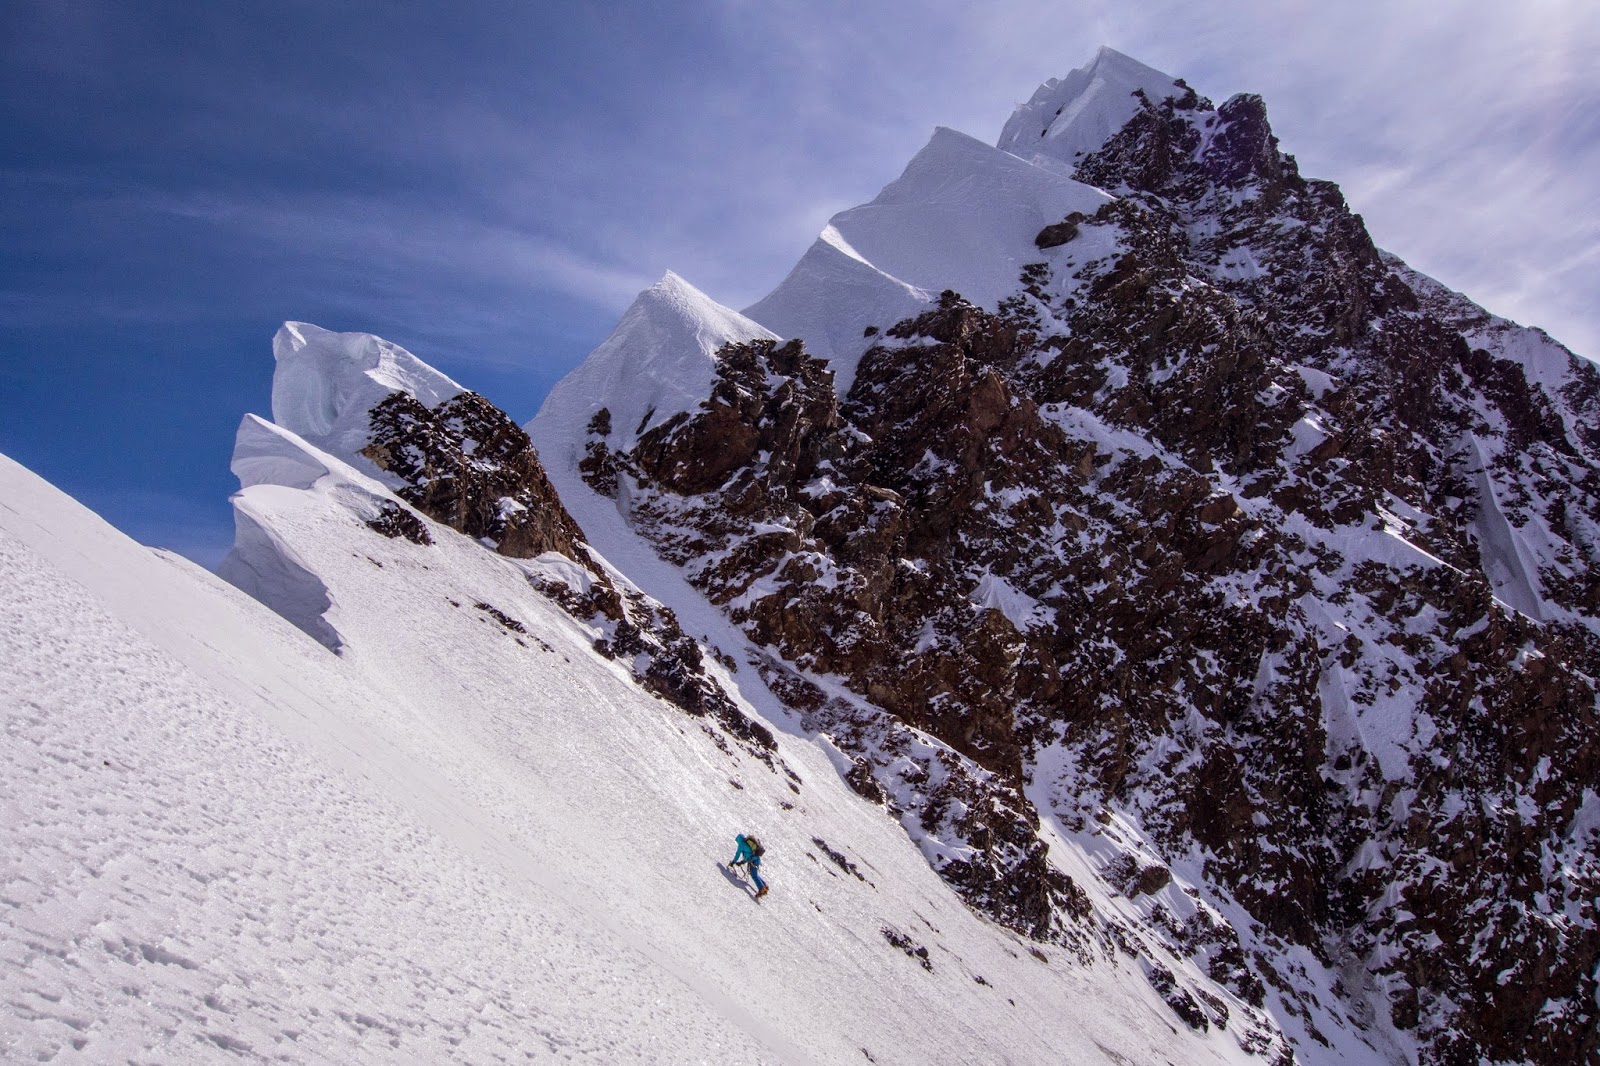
<box><xmin>150</xmin><ymin>190</ymin><xmax>658</xmax><ymax>315</ymax></box>
<box><xmin>14</xmin><ymin>1</ymin><xmax>1593</xmax><ymax>355</ymax></box>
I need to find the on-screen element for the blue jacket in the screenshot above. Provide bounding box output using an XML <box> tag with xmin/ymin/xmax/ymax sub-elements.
<box><xmin>732</xmin><ymin>834</ymin><xmax>762</xmax><ymax>867</ymax></box>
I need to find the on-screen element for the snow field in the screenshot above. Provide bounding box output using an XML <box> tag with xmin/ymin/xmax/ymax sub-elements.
<box><xmin>224</xmin><ymin>432</ymin><xmax>1255</xmax><ymax>1065</ymax></box>
<box><xmin>2</xmin><ymin>449</ymin><xmax>1251</xmax><ymax>1064</ymax></box>
<box><xmin>0</xmin><ymin>458</ymin><xmax>770</xmax><ymax>1064</ymax></box>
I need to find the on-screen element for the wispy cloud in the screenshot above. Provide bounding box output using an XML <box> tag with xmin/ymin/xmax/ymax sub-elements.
<box><xmin>18</xmin><ymin>1</ymin><xmax>1590</xmax><ymax>356</ymax></box>
<box><xmin>149</xmin><ymin>190</ymin><xmax>657</xmax><ymax>314</ymax></box>
<box><xmin>659</xmin><ymin>1</ymin><xmax>1600</xmax><ymax>355</ymax></box>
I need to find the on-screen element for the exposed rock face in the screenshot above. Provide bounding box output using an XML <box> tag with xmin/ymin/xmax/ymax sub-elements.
<box><xmin>353</xmin><ymin>386</ymin><xmax>782</xmax><ymax>769</ymax></box>
<box><xmin>366</xmin><ymin>501</ymin><xmax>432</xmax><ymax>545</ymax></box>
<box><xmin>361</xmin><ymin>391</ymin><xmax>585</xmax><ymax>560</ymax></box>
<box><xmin>577</xmin><ymin>85</ymin><xmax>1600</xmax><ymax>1064</ymax></box>
<box><xmin>1035</xmin><ymin>214</ymin><xmax>1083</xmax><ymax>249</ymax></box>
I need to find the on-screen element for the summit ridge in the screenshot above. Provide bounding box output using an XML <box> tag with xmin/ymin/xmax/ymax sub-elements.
<box><xmin>997</xmin><ymin>46</ymin><xmax>1186</xmax><ymax>167</ymax></box>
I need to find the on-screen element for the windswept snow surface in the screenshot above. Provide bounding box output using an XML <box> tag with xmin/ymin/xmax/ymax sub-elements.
<box><xmin>996</xmin><ymin>46</ymin><xmax>1184</xmax><ymax>169</ymax></box>
<box><xmin>534</xmin><ymin>271</ymin><xmax>778</xmax><ymax>466</ymax></box>
<box><xmin>745</xmin><ymin>127</ymin><xmax>1111</xmax><ymax>394</ymax></box>
<box><xmin>1</xmin><ymin>447</ymin><xmax>1254</xmax><ymax>1064</ymax></box>
<box><xmin>1463</xmin><ymin>433</ymin><xmax>1551</xmax><ymax>621</ymax></box>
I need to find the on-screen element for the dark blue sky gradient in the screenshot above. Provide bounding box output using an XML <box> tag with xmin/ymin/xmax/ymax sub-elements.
<box><xmin>4</xmin><ymin>1</ymin><xmax>1596</xmax><ymax>564</ymax></box>
<box><xmin>2</xmin><ymin>1</ymin><xmax>709</xmax><ymax>558</ymax></box>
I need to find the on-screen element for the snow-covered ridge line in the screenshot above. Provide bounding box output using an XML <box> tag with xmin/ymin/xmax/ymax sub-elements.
<box><xmin>744</xmin><ymin>125</ymin><xmax>1112</xmax><ymax>394</ymax></box>
<box><xmin>227</xmin><ymin>324</ymin><xmax>797</xmax><ymax>772</ymax></box>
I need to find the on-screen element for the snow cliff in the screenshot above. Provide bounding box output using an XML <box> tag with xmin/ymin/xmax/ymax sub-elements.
<box><xmin>271</xmin><ymin>320</ymin><xmax>463</xmax><ymax>469</ymax></box>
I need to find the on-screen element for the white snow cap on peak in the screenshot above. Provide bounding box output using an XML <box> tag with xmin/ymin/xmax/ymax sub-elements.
<box><xmin>997</xmin><ymin>46</ymin><xmax>1183</xmax><ymax>168</ymax></box>
<box><xmin>270</xmin><ymin>321</ymin><xmax>464</xmax><ymax>464</ymax></box>
<box><xmin>528</xmin><ymin>271</ymin><xmax>776</xmax><ymax>466</ymax></box>
<box><xmin>745</xmin><ymin>125</ymin><xmax>1110</xmax><ymax>394</ymax></box>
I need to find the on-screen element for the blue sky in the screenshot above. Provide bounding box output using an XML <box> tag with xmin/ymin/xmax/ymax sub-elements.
<box><xmin>4</xmin><ymin>0</ymin><xmax>1597</xmax><ymax>565</ymax></box>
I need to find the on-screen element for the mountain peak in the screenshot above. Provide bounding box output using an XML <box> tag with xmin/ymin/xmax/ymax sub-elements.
<box><xmin>629</xmin><ymin>270</ymin><xmax>756</xmax><ymax>337</ymax></box>
<box><xmin>538</xmin><ymin>50</ymin><xmax>1600</xmax><ymax>1065</ymax></box>
<box><xmin>649</xmin><ymin>269</ymin><xmax>698</xmax><ymax>297</ymax></box>
<box><xmin>528</xmin><ymin>272</ymin><xmax>776</xmax><ymax>464</ymax></box>
<box><xmin>743</xmin><ymin>125</ymin><xmax>1109</xmax><ymax>394</ymax></box>
<box><xmin>1088</xmin><ymin>44</ymin><xmax>1168</xmax><ymax>77</ymax></box>
<box><xmin>270</xmin><ymin>321</ymin><xmax>463</xmax><ymax>464</ymax></box>
<box><xmin>997</xmin><ymin>47</ymin><xmax>1183</xmax><ymax>168</ymax></box>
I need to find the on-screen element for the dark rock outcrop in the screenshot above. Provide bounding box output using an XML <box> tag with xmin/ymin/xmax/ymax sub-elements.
<box><xmin>365</xmin><ymin>502</ymin><xmax>432</xmax><ymax>545</ymax></box>
<box><xmin>356</xmin><ymin>386</ymin><xmax>785</xmax><ymax>770</ymax></box>
<box><xmin>362</xmin><ymin>391</ymin><xmax>585</xmax><ymax>561</ymax></box>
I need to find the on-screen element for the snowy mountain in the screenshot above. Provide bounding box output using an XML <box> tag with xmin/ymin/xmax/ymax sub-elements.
<box><xmin>6</xmin><ymin>295</ymin><xmax>1307</xmax><ymax>1063</ymax></box>
<box><xmin>3</xmin><ymin>361</ymin><xmax>1259</xmax><ymax>1061</ymax></box>
<box><xmin>538</xmin><ymin>272</ymin><xmax>780</xmax><ymax>459</ymax></box>
<box><xmin>996</xmin><ymin>46</ymin><xmax>1184</xmax><ymax>169</ymax></box>
<box><xmin>531</xmin><ymin>46</ymin><xmax>1600</xmax><ymax>1065</ymax></box>
<box><xmin>6</xmin><ymin>44</ymin><xmax>1598</xmax><ymax>1066</ymax></box>
<box><xmin>745</xmin><ymin>125</ymin><xmax>1112</xmax><ymax>394</ymax></box>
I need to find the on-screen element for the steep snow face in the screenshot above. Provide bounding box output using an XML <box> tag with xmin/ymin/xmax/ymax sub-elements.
<box><xmin>997</xmin><ymin>46</ymin><xmax>1183</xmax><ymax>169</ymax></box>
<box><xmin>230</xmin><ymin>411</ymin><xmax>335</xmax><ymax>490</ymax></box>
<box><xmin>744</xmin><ymin>126</ymin><xmax>1111</xmax><ymax>393</ymax></box>
<box><xmin>0</xmin><ymin>453</ymin><xmax>773</xmax><ymax>1064</ymax></box>
<box><xmin>533</xmin><ymin>272</ymin><xmax>777</xmax><ymax>467</ymax></box>
<box><xmin>5</xmin><ymin>439</ymin><xmax>1273</xmax><ymax>1064</ymax></box>
<box><xmin>270</xmin><ymin>321</ymin><xmax>463</xmax><ymax>468</ymax></box>
<box><xmin>217</xmin><ymin>414</ymin><xmax>403</xmax><ymax>649</ymax></box>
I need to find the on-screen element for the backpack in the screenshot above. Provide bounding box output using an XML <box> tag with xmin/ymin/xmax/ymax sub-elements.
<box><xmin>747</xmin><ymin>836</ymin><xmax>765</xmax><ymax>859</ymax></box>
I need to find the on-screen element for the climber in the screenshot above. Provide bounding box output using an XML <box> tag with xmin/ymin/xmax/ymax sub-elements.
<box><xmin>728</xmin><ymin>833</ymin><xmax>768</xmax><ymax>898</ymax></box>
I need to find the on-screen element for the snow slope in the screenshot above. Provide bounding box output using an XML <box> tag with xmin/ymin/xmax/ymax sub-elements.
<box><xmin>3</xmin><ymin>433</ymin><xmax>1256</xmax><ymax>1063</ymax></box>
<box><xmin>744</xmin><ymin>126</ymin><xmax>1111</xmax><ymax>393</ymax></box>
<box><xmin>1</xmin><ymin>452</ymin><xmax>771</xmax><ymax>1063</ymax></box>
<box><xmin>996</xmin><ymin>46</ymin><xmax>1183</xmax><ymax>169</ymax></box>
<box><xmin>535</xmin><ymin>271</ymin><xmax>778</xmax><ymax>464</ymax></box>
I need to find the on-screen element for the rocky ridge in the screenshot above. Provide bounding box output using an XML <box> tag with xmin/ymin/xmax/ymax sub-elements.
<box><xmin>355</xmin><ymin>383</ymin><xmax>785</xmax><ymax>766</ymax></box>
<box><xmin>223</xmin><ymin>326</ymin><xmax>788</xmax><ymax>776</ymax></box>
<box><xmin>568</xmin><ymin>66</ymin><xmax>1600</xmax><ymax>1065</ymax></box>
